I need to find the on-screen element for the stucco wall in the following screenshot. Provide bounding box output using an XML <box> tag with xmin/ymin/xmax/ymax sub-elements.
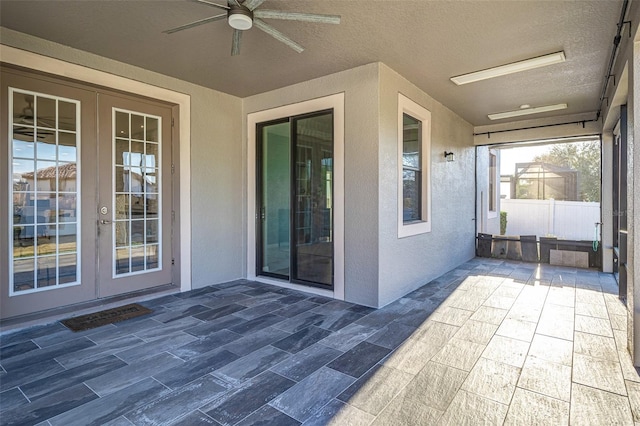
<box><xmin>0</xmin><ymin>28</ymin><xmax>244</xmax><ymax>289</ymax></box>
<box><xmin>377</xmin><ymin>64</ymin><xmax>476</xmax><ymax>306</ymax></box>
<box><xmin>243</xmin><ymin>63</ymin><xmax>381</xmax><ymax>307</ymax></box>
<box><xmin>189</xmin><ymin>88</ymin><xmax>244</xmax><ymax>289</ymax></box>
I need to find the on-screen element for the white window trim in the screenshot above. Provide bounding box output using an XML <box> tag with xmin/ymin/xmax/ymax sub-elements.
<box><xmin>398</xmin><ymin>93</ymin><xmax>431</xmax><ymax>238</ymax></box>
<box><xmin>247</xmin><ymin>93</ymin><xmax>345</xmax><ymax>300</ymax></box>
<box><xmin>488</xmin><ymin>148</ymin><xmax>499</xmax><ymax>219</ymax></box>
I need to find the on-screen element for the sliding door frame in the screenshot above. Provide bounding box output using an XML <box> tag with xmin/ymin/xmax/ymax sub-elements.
<box><xmin>247</xmin><ymin>93</ymin><xmax>345</xmax><ymax>300</ymax></box>
<box><xmin>256</xmin><ymin>117</ymin><xmax>291</xmax><ymax>282</ymax></box>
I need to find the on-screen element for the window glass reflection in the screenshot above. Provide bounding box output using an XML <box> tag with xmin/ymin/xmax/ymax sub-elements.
<box><xmin>146</xmin><ymin>117</ymin><xmax>159</xmax><ymax>142</ymax></box>
<box><xmin>131</xmin><ymin>246</ymin><xmax>145</xmax><ymax>272</ymax></box>
<box><xmin>113</xmin><ymin>109</ymin><xmax>162</xmax><ymax>275</ymax></box>
<box><xmin>36</xmin><ymin>139</ymin><xmax>57</xmax><ymax>161</ymax></box>
<box><xmin>115</xmin><ymin>194</ymin><xmax>130</xmax><ymax>219</ymax></box>
<box><xmin>116</xmin><ymin>248</ymin><xmax>130</xmax><ymax>274</ymax></box>
<box><xmin>37</xmin><ymin>256</ymin><xmax>57</xmax><ymax>287</ymax></box>
<box><xmin>58</xmin><ymin>133</ymin><xmax>77</xmax><ymax>162</ymax></box>
<box><xmin>13</xmin><ymin>130</ymin><xmax>35</xmax><ymax>158</ymax></box>
<box><xmin>115</xmin><ymin>221</ymin><xmax>130</xmax><ymax>247</ymax></box>
<box><xmin>13</xmin><ymin>226</ymin><xmax>35</xmax><ymax>257</ymax></box>
<box><xmin>14</xmin><ymin>259</ymin><xmax>35</xmax><ymax>292</ymax></box>
<box><xmin>115</xmin><ymin>111</ymin><xmax>129</xmax><ymax>138</ymax></box>
<box><xmin>58</xmin><ymin>254</ymin><xmax>77</xmax><ymax>284</ymax></box>
<box><xmin>35</xmin><ymin>161</ymin><xmax>58</xmax><ymax>192</ymax></box>
<box><xmin>146</xmin><ymin>245</ymin><xmax>159</xmax><ymax>269</ymax></box>
<box><xmin>58</xmin><ymin>101</ymin><xmax>76</xmax><ymax>131</ymax></box>
<box><xmin>58</xmin><ymin>224</ymin><xmax>77</xmax><ymax>253</ymax></box>
<box><xmin>37</xmin><ymin>97</ymin><xmax>56</xmax><ymax>129</ymax></box>
<box><xmin>131</xmin><ymin>114</ymin><xmax>144</xmax><ymax>140</ymax></box>
<box><xmin>403</xmin><ymin>170</ymin><xmax>420</xmax><ymax>222</ymax></box>
<box><xmin>10</xmin><ymin>89</ymin><xmax>81</xmax><ymax>293</ymax></box>
<box><xmin>14</xmin><ymin>93</ymin><xmax>35</xmax><ymax>126</ymax></box>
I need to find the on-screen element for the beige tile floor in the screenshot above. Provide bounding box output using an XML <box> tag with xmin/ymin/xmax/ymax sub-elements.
<box><xmin>370</xmin><ymin>260</ymin><xmax>640</xmax><ymax>425</ymax></box>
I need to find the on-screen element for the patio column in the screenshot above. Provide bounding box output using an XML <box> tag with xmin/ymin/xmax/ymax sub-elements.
<box><xmin>631</xmin><ymin>38</ymin><xmax>640</xmax><ymax>364</ymax></box>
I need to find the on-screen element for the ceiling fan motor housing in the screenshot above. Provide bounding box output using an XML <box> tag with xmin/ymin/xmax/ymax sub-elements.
<box><xmin>228</xmin><ymin>4</ymin><xmax>253</xmax><ymax>30</ymax></box>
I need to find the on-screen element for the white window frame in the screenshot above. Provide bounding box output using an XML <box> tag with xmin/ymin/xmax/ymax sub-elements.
<box><xmin>488</xmin><ymin>148</ymin><xmax>499</xmax><ymax>218</ymax></box>
<box><xmin>398</xmin><ymin>93</ymin><xmax>431</xmax><ymax>238</ymax></box>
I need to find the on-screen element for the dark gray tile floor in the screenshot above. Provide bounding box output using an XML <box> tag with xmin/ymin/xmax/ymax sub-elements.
<box><xmin>1</xmin><ymin>258</ymin><xmax>638</xmax><ymax>425</ymax></box>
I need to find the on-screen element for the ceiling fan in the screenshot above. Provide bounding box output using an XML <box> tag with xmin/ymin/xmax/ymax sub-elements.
<box><xmin>164</xmin><ymin>0</ymin><xmax>341</xmax><ymax>56</ymax></box>
<box><xmin>14</xmin><ymin>97</ymin><xmax>35</xmax><ymax>125</ymax></box>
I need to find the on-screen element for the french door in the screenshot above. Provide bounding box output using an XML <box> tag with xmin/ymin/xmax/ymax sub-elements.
<box><xmin>1</xmin><ymin>68</ymin><xmax>173</xmax><ymax>319</ymax></box>
<box><xmin>97</xmin><ymin>94</ymin><xmax>172</xmax><ymax>297</ymax></box>
<box><xmin>256</xmin><ymin>110</ymin><xmax>334</xmax><ymax>288</ymax></box>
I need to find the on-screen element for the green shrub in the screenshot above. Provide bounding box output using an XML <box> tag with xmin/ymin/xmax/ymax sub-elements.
<box><xmin>500</xmin><ymin>211</ymin><xmax>507</xmax><ymax>235</ymax></box>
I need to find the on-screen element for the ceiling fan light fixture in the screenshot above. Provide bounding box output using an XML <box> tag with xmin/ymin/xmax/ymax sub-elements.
<box><xmin>487</xmin><ymin>103</ymin><xmax>568</xmax><ymax>120</ymax></box>
<box><xmin>451</xmin><ymin>51</ymin><xmax>566</xmax><ymax>85</ymax></box>
<box><xmin>228</xmin><ymin>13</ymin><xmax>252</xmax><ymax>30</ymax></box>
<box><xmin>228</xmin><ymin>6</ymin><xmax>253</xmax><ymax>30</ymax></box>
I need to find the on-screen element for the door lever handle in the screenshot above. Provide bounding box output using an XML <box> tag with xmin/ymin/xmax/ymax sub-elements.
<box><xmin>99</xmin><ymin>219</ymin><xmax>112</xmax><ymax>225</ymax></box>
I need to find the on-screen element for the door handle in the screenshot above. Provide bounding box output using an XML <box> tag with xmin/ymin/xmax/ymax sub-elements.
<box><xmin>99</xmin><ymin>219</ymin><xmax>112</xmax><ymax>225</ymax></box>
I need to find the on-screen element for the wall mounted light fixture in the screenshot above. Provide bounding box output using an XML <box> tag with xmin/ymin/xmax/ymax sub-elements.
<box><xmin>444</xmin><ymin>151</ymin><xmax>455</xmax><ymax>162</ymax></box>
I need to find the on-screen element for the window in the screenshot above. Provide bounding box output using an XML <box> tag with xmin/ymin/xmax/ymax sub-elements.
<box><xmin>113</xmin><ymin>109</ymin><xmax>162</xmax><ymax>276</ymax></box>
<box><xmin>489</xmin><ymin>150</ymin><xmax>497</xmax><ymax>215</ymax></box>
<box><xmin>10</xmin><ymin>88</ymin><xmax>81</xmax><ymax>294</ymax></box>
<box><xmin>398</xmin><ymin>94</ymin><xmax>431</xmax><ymax>238</ymax></box>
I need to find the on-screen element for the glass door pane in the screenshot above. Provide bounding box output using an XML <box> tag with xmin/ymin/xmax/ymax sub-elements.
<box><xmin>10</xmin><ymin>89</ymin><xmax>80</xmax><ymax>294</ymax></box>
<box><xmin>292</xmin><ymin>112</ymin><xmax>333</xmax><ymax>286</ymax></box>
<box><xmin>258</xmin><ymin>121</ymin><xmax>291</xmax><ymax>277</ymax></box>
<box><xmin>112</xmin><ymin>109</ymin><xmax>162</xmax><ymax>276</ymax></box>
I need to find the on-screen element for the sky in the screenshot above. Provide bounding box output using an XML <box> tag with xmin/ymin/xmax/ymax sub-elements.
<box><xmin>499</xmin><ymin>145</ymin><xmax>552</xmax><ymax>176</ymax></box>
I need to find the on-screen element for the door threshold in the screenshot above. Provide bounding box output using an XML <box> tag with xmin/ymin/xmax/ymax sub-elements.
<box><xmin>0</xmin><ymin>284</ymin><xmax>180</xmax><ymax>335</ymax></box>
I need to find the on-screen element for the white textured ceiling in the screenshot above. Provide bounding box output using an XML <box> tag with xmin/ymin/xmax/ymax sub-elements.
<box><xmin>0</xmin><ymin>0</ymin><xmax>625</xmax><ymax>126</ymax></box>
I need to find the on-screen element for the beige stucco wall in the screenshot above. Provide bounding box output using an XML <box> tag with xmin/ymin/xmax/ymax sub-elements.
<box><xmin>377</xmin><ymin>64</ymin><xmax>476</xmax><ymax>306</ymax></box>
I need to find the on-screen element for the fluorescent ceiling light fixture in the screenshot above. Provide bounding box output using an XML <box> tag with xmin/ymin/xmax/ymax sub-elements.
<box><xmin>450</xmin><ymin>51</ymin><xmax>566</xmax><ymax>85</ymax></box>
<box><xmin>488</xmin><ymin>103</ymin><xmax>568</xmax><ymax>120</ymax></box>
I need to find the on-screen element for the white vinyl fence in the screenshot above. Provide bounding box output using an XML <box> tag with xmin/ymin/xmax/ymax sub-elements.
<box><xmin>501</xmin><ymin>199</ymin><xmax>600</xmax><ymax>241</ymax></box>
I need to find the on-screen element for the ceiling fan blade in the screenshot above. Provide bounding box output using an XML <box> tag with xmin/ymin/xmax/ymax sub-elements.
<box><xmin>243</xmin><ymin>0</ymin><xmax>267</xmax><ymax>11</ymax></box>
<box><xmin>231</xmin><ymin>29</ymin><xmax>242</xmax><ymax>56</ymax></box>
<box><xmin>254</xmin><ymin>10</ymin><xmax>341</xmax><ymax>24</ymax></box>
<box><xmin>188</xmin><ymin>0</ymin><xmax>229</xmax><ymax>10</ymax></box>
<box><xmin>254</xmin><ymin>19</ymin><xmax>304</xmax><ymax>53</ymax></box>
<box><xmin>163</xmin><ymin>13</ymin><xmax>226</xmax><ymax>34</ymax></box>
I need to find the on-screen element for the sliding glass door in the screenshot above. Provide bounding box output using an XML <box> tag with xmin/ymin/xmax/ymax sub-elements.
<box><xmin>257</xmin><ymin>110</ymin><xmax>333</xmax><ymax>288</ymax></box>
<box><xmin>258</xmin><ymin>120</ymin><xmax>291</xmax><ymax>278</ymax></box>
